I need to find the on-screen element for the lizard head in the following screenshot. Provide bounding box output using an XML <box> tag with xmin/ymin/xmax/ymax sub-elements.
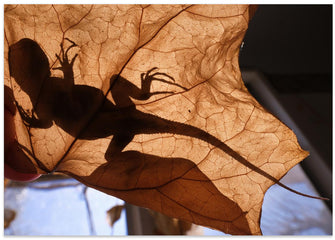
<box><xmin>8</xmin><ymin>38</ymin><xmax>50</xmax><ymax>95</ymax></box>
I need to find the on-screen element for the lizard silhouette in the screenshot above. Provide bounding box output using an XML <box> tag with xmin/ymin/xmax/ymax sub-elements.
<box><xmin>8</xmin><ymin>38</ymin><xmax>315</xmax><ymax>201</ymax></box>
<box><xmin>8</xmin><ymin>38</ymin><xmax>253</xmax><ymax>234</ymax></box>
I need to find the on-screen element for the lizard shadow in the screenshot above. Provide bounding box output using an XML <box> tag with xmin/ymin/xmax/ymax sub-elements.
<box><xmin>8</xmin><ymin>38</ymin><xmax>280</xmax><ymax>187</ymax></box>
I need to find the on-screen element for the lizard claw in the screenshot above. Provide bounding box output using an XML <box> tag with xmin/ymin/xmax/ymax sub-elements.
<box><xmin>53</xmin><ymin>39</ymin><xmax>78</xmax><ymax>72</ymax></box>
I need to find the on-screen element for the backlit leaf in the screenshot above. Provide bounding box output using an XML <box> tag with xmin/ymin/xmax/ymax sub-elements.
<box><xmin>4</xmin><ymin>5</ymin><xmax>309</xmax><ymax>235</ymax></box>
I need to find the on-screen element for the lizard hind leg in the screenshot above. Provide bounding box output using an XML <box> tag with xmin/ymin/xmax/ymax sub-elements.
<box><xmin>104</xmin><ymin>134</ymin><xmax>134</xmax><ymax>162</ymax></box>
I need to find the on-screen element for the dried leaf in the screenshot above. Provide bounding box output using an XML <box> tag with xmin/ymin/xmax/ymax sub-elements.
<box><xmin>4</xmin><ymin>209</ymin><xmax>16</xmax><ymax>229</ymax></box>
<box><xmin>106</xmin><ymin>204</ymin><xmax>124</xmax><ymax>228</ymax></box>
<box><xmin>4</xmin><ymin>5</ymin><xmax>309</xmax><ymax>235</ymax></box>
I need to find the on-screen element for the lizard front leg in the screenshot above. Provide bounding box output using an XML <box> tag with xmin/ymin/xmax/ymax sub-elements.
<box><xmin>138</xmin><ymin>67</ymin><xmax>187</xmax><ymax>100</ymax></box>
<box><xmin>53</xmin><ymin>38</ymin><xmax>78</xmax><ymax>85</ymax></box>
<box><xmin>16</xmin><ymin>101</ymin><xmax>52</xmax><ymax>129</ymax></box>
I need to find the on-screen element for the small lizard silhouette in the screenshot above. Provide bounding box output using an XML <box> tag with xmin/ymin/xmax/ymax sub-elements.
<box><xmin>8</xmin><ymin>38</ymin><xmax>317</xmax><ymax>201</ymax></box>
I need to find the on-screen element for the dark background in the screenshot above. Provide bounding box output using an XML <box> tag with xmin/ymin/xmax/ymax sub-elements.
<box><xmin>239</xmin><ymin>5</ymin><xmax>332</xmax><ymax>206</ymax></box>
<box><xmin>240</xmin><ymin>5</ymin><xmax>332</xmax><ymax>75</ymax></box>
